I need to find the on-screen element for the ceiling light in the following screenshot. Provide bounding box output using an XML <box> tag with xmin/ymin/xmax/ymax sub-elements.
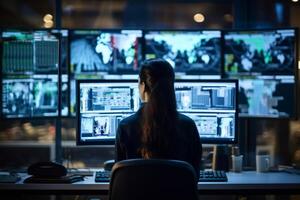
<box><xmin>194</xmin><ymin>13</ymin><xmax>205</xmax><ymax>23</ymax></box>
<box><xmin>44</xmin><ymin>21</ymin><xmax>54</xmax><ymax>28</ymax></box>
<box><xmin>43</xmin><ymin>14</ymin><xmax>53</xmax><ymax>23</ymax></box>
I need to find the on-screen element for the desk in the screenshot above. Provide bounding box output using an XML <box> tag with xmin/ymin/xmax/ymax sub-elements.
<box><xmin>0</xmin><ymin>171</ymin><xmax>300</xmax><ymax>195</ymax></box>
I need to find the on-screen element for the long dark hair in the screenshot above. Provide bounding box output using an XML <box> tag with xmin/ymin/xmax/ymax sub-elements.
<box><xmin>139</xmin><ymin>59</ymin><xmax>178</xmax><ymax>158</ymax></box>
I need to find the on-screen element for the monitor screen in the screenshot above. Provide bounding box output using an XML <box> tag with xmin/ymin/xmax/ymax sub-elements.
<box><xmin>77</xmin><ymin>79</ymin><xmax>238</xmax><ymax>145</ymax></box>
<box><xmin>174</xmin><ymin>80</ymin><xmax>237</xmax><ymax>143</ymax></box>
<box><xmin>70</xmin><ymin>29</ymin><xmax>143</xmax><ymax>76</ymax></box>
<box><xmin>1</xmin><ymin>30</ymin><xmax>59</xmax><ymax>118</ymax></box>
<box><xmin>238</xmin><ymin>76</ymin><xmax>295</xmax><ymax>118</ymax></box>
<box><xmin>77</xmin><ymin>80</ymin><xmax>140</xmax><ymax>145</ymax></box>
<box><xmin>144</xmin><ymin>30</ymin><xmax>222</xmax><ymax>76</ymax></box>
<box><xmin>2</xmin><ymin>75</ymin><xmax>58</xmax><ymax>118</ymax></box>
<box><xmin>224</xmin><ymin>29</ymin><xmax>296</xmax><ymax>76</ymax></box>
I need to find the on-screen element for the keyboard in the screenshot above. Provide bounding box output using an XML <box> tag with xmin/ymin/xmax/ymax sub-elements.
<box><xmin>95</xmin><ymin>171</ymin><xmax>110</xmax><ymax>182</ymax></box>
<box><xmin>95</xmin><ymin>170</ymin><xmax>228</xmax><ymax>182</ymax></box>
<box><xmin>199</xmin><ymin>170</ymin><xmax>227</xmax><ymax>182</ymax></box>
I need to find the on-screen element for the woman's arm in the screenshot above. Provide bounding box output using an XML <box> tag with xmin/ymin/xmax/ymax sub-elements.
<box><xmin>115</xmin><ymin>124</ymin><xmax>126</xmax><ymax>162</ymax></box>
<box><xmin>190</xmin><ymin>121</ymin><xmax>202</xmax><ymax>180</ymax></box>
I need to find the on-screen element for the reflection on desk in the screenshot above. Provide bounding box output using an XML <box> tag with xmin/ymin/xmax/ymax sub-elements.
<box><xmin>0</xmin><ymin>171</ymin><xmax>300</xmax><ymax>195</ymax></box>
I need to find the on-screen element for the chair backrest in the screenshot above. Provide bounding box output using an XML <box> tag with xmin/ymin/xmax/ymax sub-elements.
<box><xmin>109</xmin><ymin>159</ymin><xmax>198</xmax><ymax>200</ymax></box>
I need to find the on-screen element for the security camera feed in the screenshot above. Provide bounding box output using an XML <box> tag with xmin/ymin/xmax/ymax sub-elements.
<box><xmin>174</xmin><ymin>81</ymin><xmax>237</xmax><ymax>143</ymax></box>
<box><xmin>1</xmin><ymin>30</ymin><xmax>59</xmax><ymax>118</ymax></box>
<box><xmin>2</xmin><ymin>75</ymin><xmax>58</xmax><ymax>118</ymax></box>
<box><xmin>144</xmin><ymin>31</ymin><xmax>222</xmax><ymax>76</ymax></box>
<box><xmin>70</xmin><ymin>29</ymin><xmax>143</xmax><ymax>76</ymax></box>
<box><xmin>78</xmin><ymin>81</ymin><xmax>140</xmax><ymax>144</ymax></box>
<box><xmin>238</xmin><ymin>76</ymin><xmax>295</xmax><ymax>118</ymax></box>
<box><xmin>224</xmin><ymin>29</ymin><xmax>296</xmax><ymax>76</ymax></box>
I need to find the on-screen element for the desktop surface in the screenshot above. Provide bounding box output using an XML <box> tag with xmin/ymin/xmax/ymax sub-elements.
<box><xmin>1</xmin><ymin>171</ymin><xmax>300</xmax><ymax>195</ymax></box>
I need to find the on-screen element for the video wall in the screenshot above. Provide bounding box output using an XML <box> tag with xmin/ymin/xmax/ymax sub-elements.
<box><xmin>0</xmin><ymin>28</ymin><xmax>298</xmax><ymax>119</ymax></box>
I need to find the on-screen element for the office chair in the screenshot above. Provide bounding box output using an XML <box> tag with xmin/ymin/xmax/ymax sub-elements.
<box><xmin>109</xmin><ymin>159</ymin><xmax>199</xmax><ymax>200</ymax></box>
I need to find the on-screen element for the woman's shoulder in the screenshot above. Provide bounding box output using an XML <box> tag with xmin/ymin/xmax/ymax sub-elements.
<box><xmin>119</xmin><ymin>112</ymin><xmax>141</xmax><ymax>127</ymax></box>
<box><xmin>177</xmin><ymin>113</ymin><xmax>195</xmax><ymax>124</ymax></box>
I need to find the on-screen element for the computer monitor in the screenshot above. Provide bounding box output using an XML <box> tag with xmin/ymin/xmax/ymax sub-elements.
<box><xmin>237</xmin><ymin>76</ymin><xmax>296</xmax><ymax>118</ymax></box>
<box><xmin>223</xmin><ymin>28</ymin><xmax>297</xmax><ymax>118</ymax></box>
<box><xmin>1</xmin><ymin>30</ymin><xmax>59</xmax><ymax>118</ymax></box>
<box><xmin>224</xmin><ymin>29</ymin><xmax>297</xmax><ymax>76</ymax></box>
<box><xmin>144</xmin><ymin>30</ymin><xmax>222</xmax><ymax>77</ymax></box>
<box><xmin>174</xmin><ymin>80</ymin><xmax>238</xmax><ymax>144</ymax></box>
<box><xmin>2</xmin><ymin>76</ymin><xmax>58</xmax><ymax>118</ymax></box>
<box><xmin>77</xmin><ymin>79</ymin><xmax>238</xmax><ymax>145</ymax></box>
<box><xmin>77</xmin><ymin>80</ymin><xmax>140</xmax><ymax>145</ymax></box>
<box><xmin>70</xmin><ymin>29</ymin><xmax>143</xmax><ymax>76</ymax></box>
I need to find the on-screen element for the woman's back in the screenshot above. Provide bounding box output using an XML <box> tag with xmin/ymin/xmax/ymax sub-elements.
<box><xmin>115</xmin><ymin>107</ymin><xmax>202</xmax><ymax>177</ymax></box>
<box><xmin>115</xmin><ymin>59</ymin><xmax>202</xmax><ymax>177</ymax></box>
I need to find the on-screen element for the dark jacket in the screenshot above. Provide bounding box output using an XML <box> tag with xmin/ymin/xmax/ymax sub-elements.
<box><xmin>115</xmin><ymin>107</ymin><xmax>202</xmax><ymax>178</ymax></box>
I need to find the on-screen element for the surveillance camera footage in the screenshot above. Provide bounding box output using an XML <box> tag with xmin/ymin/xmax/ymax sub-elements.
<box><xmin>224</xmin><ymin>29</ymin><xmax>296</xmax><ymax>76</ymax></box>
<box><xmin>145</xmin><ymin>31</ymin><xmax>221</xmax><ymax>75</ymax></box>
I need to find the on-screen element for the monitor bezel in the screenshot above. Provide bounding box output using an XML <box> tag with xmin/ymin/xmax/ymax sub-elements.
<box><xmin>222</xmin><ymin>27</ymin><xmax>299</xmax><ymax>119</ymax></box>
<box><xmin>0</xmin><ymin>28</ymin><xmax>63</xmax><ymax>119</ymax></box>
<box><xmin>76</xmin><ymin>79</ymin><xmax>239</xmax><ymax>145</ymax></box>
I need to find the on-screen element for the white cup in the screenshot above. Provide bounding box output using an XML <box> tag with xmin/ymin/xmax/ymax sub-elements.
<box><xmin>232</xmin><ymin>155</ymin><xmax>243</xmax><ymax>172</ymax></box>
<box><xmin>256</xmin><ymin>155</ymin><xmax>270</xmax><ymax>172</ymax></box>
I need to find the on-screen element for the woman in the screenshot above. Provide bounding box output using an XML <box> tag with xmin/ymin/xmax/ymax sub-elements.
<box><xmin>115</xmin><ymin>59</ymin><xmax>202</xmax><ymax>177</ymax></box>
